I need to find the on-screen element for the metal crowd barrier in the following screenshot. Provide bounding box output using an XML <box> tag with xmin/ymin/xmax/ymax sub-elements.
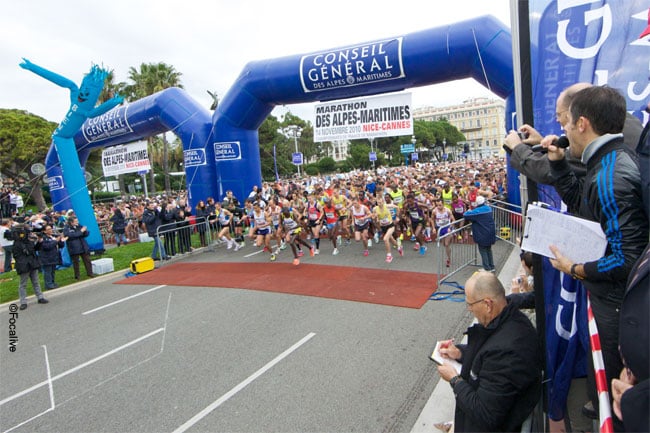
<box><xmin>433</xmin><ymin>199</ymin><xmax>524</xmax><ymax>289</ymax></box>
<box><xmin>152</xmin><ymin>216</ymin><xmax>214</xmax><ymax>262</ymax></box>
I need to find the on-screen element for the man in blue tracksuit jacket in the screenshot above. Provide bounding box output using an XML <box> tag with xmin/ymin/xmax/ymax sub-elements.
<box><xmin>464</xmin><ymin>195</ymin><xmax>496</xmax><ymax>271</ymax></box>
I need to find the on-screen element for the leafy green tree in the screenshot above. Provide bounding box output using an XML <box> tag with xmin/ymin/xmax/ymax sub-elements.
<box><xmin>126</xmin><ymin>62</ymin><xmax>183</xmax><ymax>194</ymax></box>
<box><xmin>0</xmin><ymin>109</ymin><xmax>56</xmax><ymax>210</ymax></box>
<box><xmin>346</xmin><ymin>141</ymin><xmax>372</xmax><ymax>169</ymax></box>
<box><xmin>318</xmin><ymin>157</ymin><xmax>336</xmax><ymax>173</ymax></box>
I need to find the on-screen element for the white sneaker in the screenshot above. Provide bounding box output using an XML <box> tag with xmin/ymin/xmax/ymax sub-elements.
<box><xmin>332</xmin><ymin>248</ymin><xmax>339</xmax><ymax>255</ymax></box>
<box><xmin>367</xmin><ymin>240</ymin><xmax>372</xmax><ymax>248</ymax></box>
<box><xmin>374</xmin><ymin>232</ymin><xmax>380</xmax><ymax>243</ymax></box>
<box><xmin>234</xmin><ymin>243</ymin><xmax>242</xmax><ymax>251</ymax></box>
<box><xmin>336</xmin><ymin>235</ymin><xmax>342</xmax><ymax>246</ymax></box>
<box><xmin>227</xmin><ymin>241</ymin><xmax>233</xmax><ymax>250</ymax></box>
<box><xmin>314</xmin><ymin>249</ymin><xmax>320</xmax><ymax>255</ymax></box>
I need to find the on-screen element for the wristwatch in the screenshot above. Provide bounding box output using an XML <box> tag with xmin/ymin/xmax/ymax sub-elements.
<box><xmin>450</xmin><ymin>375</ymin><xmax>462</xmax><ymax>387</ymax></box>
<box><xmin>570</xmin><ymin>263</ymin><xmax>584</xmax><ymax>280</ymax></box>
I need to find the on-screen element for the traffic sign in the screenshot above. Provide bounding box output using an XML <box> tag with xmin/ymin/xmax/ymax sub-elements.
<box><xmin>400</xmin><ymin>144</ymin><xmax>415</xmax><ymax>154</ymax></box>
<box><xmin>369</xmin><ymin>152</ymin><xmax>377</xmax><ymax>161</ymax></box>
<box><xmin>292</xmin><ymin>152</ymin><xmax>303</xmax><ymax>165</ymax></box>
<box><xmin>411</xmin><ymin>152</ymin><xmax>418</xmax><ymax>161</ymax></box>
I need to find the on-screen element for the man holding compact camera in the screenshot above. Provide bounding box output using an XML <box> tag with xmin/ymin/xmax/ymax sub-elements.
<box><xmin>8</xmin><ymin>223</ymin><xmax>49</xmax><ymax>310</ymax></box>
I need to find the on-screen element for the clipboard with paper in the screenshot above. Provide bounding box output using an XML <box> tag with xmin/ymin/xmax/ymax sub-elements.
<box><xmin>520</xmin><ymin>203</ymin><xmax>607</xmax><ymax>263</ymax></box>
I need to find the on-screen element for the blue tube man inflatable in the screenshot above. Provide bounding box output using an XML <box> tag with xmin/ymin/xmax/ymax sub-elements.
<box><xmin>20</xmin><ymin>59</ymin><xmax>123</xmax><ymax>251</ymax></box>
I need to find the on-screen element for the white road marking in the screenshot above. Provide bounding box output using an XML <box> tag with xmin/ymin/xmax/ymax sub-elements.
<box><xmin>173</xmin><ymin>332</ymin><xmax>316</xmax><ymax>433</ymax></box>
<box><xmin>82</xmin><ymin>284</ymin><xmax>166</xmax><ymax>315</ymax></box>
<box><xmin>43</xmin><ymin>345</ymin><xmax>55</xmax><ymax>410</ymax></box>
<box><xmin>3</xmin><ymin>346</ymin><xmax>56</xmax><ymax>433</ymax></box>
<box><xmin>244</xmin><ymin>249</ymin><xmax>265</xmax><ymax>258</ymax></box>
<box><xmin>0</xmin><ymin>328</ymin><xmax>164</xmax><ymax>407</ymax></box>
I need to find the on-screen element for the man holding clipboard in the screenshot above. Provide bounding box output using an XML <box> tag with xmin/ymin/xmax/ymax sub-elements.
<box><xmin>541</xmin><ymin>86</ymin><xmax>648</xmax><ymax>429</ymax></box>
<box><xmin>434</xmin><ymin>271</ymin><xmax>542</xmax><ymax>433</ymax></box>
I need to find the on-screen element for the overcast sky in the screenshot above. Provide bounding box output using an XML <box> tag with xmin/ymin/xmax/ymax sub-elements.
<box><xmin>0</xmin><ymin>1</ymin><xmax>511</xmax><ymax>125</ymax></box>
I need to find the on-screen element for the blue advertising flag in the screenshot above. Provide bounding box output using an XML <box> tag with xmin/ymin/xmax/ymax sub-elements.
<box><xmin>542</xmin><ymin>258</ymin><xmax>590</xmax><ymax>420</ymax></box>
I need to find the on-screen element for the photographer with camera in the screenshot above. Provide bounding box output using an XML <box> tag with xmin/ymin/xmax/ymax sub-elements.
<box><xmin>40</xmin><ymin>224</ymin><xmax>67</xmax><ymax>289</ymax></box>
<box><xmin>9</xmin><ymin>223</ymin><xmax>49</xmax><ymax>310</ymax></box>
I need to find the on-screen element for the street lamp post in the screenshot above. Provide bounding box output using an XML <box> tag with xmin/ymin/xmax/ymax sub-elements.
<box><xmin>410</xmin><ymin>135</ymin><xmax>416</xmax><ymax>166</ymax></box>
<box><xmin>283</xmin><ymin>125</ymin><xmax>303</xmax><ymax>177</ymax></box>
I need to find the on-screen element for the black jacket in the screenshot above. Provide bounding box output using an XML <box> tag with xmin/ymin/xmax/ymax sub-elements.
<box><xmin>142</xmin><ymin>207</ymin><xmax>163</xmax><ymax>237</ymax></box>
<box><xmin>39</xmin><ymin>235</ymin><xmax>64</xmax><ymax>266</ymax></box>
<box><xmin>63</xmin><ymin>223</ymin><xmax>90</xmax><ymax>255</ymax></box>
<box><xmin>550</xmin><ymin>136</ymin><xmax>649</xmax><ymax>304</ymax></box>
<box><xmin>618</xmin><ymin>244</ymin><xmax>649</xmax><ymax>433</ymax></box>
<box><xmin>109</xmin><ymin>209</ymin><xmax>127</xmax><ymax>234</ymax></box>
<box><xmin>453</xmin><ymin>302</ymin><xmax>542</xmax><ymax>432</ymax></box>
<box><xmin>11</xmin><ymin>230</ymin><xmax>41</xmax><ymax>274</ymax></box>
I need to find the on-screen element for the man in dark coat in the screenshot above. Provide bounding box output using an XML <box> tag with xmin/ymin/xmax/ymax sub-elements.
<box><xmin>545</xmin><ymin>86</ymin><xmax>648</xmax><ymax>429</ymax></box>
<box><xmin>39</xmin><ymin>224</ymin><xmax>66</xmax><ymax>289</ymax></box>
<box><xmin>611</xmin><ymin>244</ymin><xmax>649</xmax><ymax>432</ymax></box>
<box><xmin>10</xmin><ymin>223</ymin><xmax>49</xmax><ymax>309</ymax></box>
<box><xmin>437</xmin><ymin>271</ymin><xmax>541</xmax><ymax>432</ymax></box>
<box><xmin>142</xmin><ymin>201</ymin><xmax>168</xmax><ymax>260</ymax></box>
<box><xmin>463</xmin><ymin>195</ymin><xmax>497</xmax><ymax>271</ymax></box>
<box><xmin>63</xmin><ymin>215</ymin><xmax>95</xmax><ymax>279</ymax></box>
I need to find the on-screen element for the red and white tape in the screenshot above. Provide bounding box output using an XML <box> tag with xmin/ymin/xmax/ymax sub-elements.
<box><xmin>587</xmin><ymin>294</ymin><xmax>613</xmax><ymax>433</ymax></box>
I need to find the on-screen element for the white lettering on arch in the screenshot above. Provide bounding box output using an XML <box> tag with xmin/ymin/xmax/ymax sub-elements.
<box><xmin>557</xmin><ymin>0</ymin><xmax>612</xmax><ymax>59</ymax></box>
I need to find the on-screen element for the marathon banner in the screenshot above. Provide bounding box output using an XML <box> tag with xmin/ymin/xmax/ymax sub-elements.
<box><xmin>101</xmin><ymin>141</ymin><xmax>151</xmax><ymax>177</ymax></box>
<box><xmin>313</xmin><ymin>92</ymin><xmax>412</xmax><ymax>142</ymax></box>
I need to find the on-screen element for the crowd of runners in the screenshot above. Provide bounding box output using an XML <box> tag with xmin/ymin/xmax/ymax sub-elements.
<box><xmin>200</xmin><ymin>157</ymin><xmax>507</xmax><ymax>265</ymax></box>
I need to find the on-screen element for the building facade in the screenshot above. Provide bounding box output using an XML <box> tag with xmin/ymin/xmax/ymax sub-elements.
<box><xmin>412</xmin><ymin>97</ymin><xmax>506</xmax><ymax>159</ymax></box>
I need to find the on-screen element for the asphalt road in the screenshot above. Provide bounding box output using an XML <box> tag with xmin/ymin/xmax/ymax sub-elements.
<box><xmin>0</xmin><ymin>239</ymin><xmax>512</xmax><ymax>433</ymax></box>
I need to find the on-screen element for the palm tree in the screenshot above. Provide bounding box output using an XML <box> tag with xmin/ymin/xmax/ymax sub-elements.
<box><xmin>126</xmin><ymin>62</ymin><xmax>183</xmax><ymax>194</ymax></box>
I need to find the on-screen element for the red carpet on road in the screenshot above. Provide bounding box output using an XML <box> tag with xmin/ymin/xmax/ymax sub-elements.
<box><xmin>116</xmin><ymin>262</ymin><xmax>437</xmax><ymax>309</ymax></box>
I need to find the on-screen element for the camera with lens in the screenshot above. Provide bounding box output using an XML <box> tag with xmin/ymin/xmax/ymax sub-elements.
<box><xmin>9</xmin><ymin>223</ymin><xmax>33</xmax><ymax>241</ymax></box>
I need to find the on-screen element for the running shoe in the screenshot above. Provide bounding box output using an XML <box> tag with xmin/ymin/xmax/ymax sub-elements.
<box><xmin>332</xmin><ymin>248</ymin><xmax>340</xmax><ymax>255</ymax></box>
<box><xmin>363</xmin><ymin>250</ymin><xmax>369</xmax><ymax>257</ymax></box>
<box><xmin>425</xmin><ymin>236</ymin><xmax>432</xmax><ymax>243</ymax></box>
<box><xmin>337</xmin><ymin>235</ymin><xmax>342</xmax><ymax>246</ymax></box>
<box><xmin>397</xmin><ymin>237</ymin><xmax>402</xmax><ymax>248</ymax></box>
<box><xmin>446</xmin><ymin>258</ymin><xmax>451</xmax><ymax>267</ymax></box>
<box><xmin>414</xmin><ymin>242</ymin><xmax>420</xmax><ymax>251</ymax></box>
<box><xmin>398</xmin><ymin>245</ymin><xmax>404</xmax><ymax>257</ymax></box>
<box><xmin>410</xmin><ymin>235</ymin><xmax>416</xmax><ymax>242</ymax></box>
<box><xmin>367</xmin><ymin>240</ymin><xmax>372</xmax><ymax>248</ymax></box>
<box><xmin>419</xmin><ymin>245</ymin><xmax>426</xmax><ymax>255</ymax></box>
<box><xmin>309</xmin><ymin>247</ymin><xmax>315</xmax><ymax>257</ymax></box>
<box><xmin>263</xmin><ymin>246</ymin><xmax>269</xmax><ymax>253</ymax></box>
<box><xmin>386</xmin><ymin>254</ymin><xmax>393</xmax><ymax>263</ymax></box>
<box><xmin>298</xmin><ymin>250</ymin><xmax>304</xmax><ymax>257</ymax></box>
<box><xmin>270</xmin><ymin>254</ymin><xmax>276</xmax><ymax>261</ymax></box>
<box><xmin>345</xmin><ymin>238</ymin><xmax>351</xmax><ymax>245</ymax></box>
<box><xmin>280</xmin><ymin>241</ymin><xmax>287</xmax><ymax>250</ymax></box>
<box><xmin>314</xmin><ymin>249</ymin><xmax>320</xmax><ymax>255</ymax></box>
<box><xmin>234</xmin><ymin>243</ymin><xmax>242</xmax><ymax>251</ymax></box>
<box><xmin>227</xmin><ymin>241</ymin><xmax>233</xmax><ymax>250</ymax></box>
<box><xmin>293</xmin><ymin>258</ymin><xmax>300</xmax><ymax>266</ymax></box>
<box><xmin>374</xmin><ymin>232</ymin><xmax>380</xmax><ymax>243</ymax></box>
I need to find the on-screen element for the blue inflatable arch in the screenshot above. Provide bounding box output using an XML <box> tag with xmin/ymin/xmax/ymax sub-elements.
<box><xmin>47</xmin><ymin>15</ymin><xmax>515</xmax><ymax>250</ymax></box>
